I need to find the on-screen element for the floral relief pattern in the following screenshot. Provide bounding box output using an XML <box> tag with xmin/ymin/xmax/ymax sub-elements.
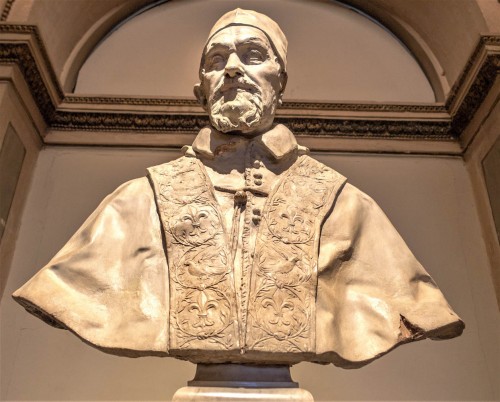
<box><xmin>149</xmin><ymin>157</ymin><xmax>238</xmax><ymax>350</ymax></box>
<box><xmin>246</xmin><ymin>156</ymin><xmax>344</xmax><ymax>353</ymax></box>
<box><xmin>149</xmin><ymin>155</ymin><xmax>345</xmax><ymax>355</ymax></box>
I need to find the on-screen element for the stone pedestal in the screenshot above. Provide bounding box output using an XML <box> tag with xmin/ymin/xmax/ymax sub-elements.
<box><xmin>172</xmin><ymin>386</ymin><xmax>314</xmax><ymax>401</ymax></box>
<box><xmin>172</xmin><ymin>364</ymin><xmax>314</xmax><ymax>401</ymax></box>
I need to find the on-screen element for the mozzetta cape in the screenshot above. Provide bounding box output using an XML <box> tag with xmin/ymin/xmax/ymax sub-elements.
<box><xmin>13</xmin><ymin>129</ymin><xmax>464</xmax><ymax>368</ymax></box>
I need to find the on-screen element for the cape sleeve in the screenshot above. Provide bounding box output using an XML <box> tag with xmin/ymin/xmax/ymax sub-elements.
<box><xmin>12</xmin><ymin>177</ymin><xmax>170</xmax><ymax>357</ymax></box>
<box><xmin>316</xmin><ymin>183</ymin><xmax>464</xmax><ymax>368</ymax></box>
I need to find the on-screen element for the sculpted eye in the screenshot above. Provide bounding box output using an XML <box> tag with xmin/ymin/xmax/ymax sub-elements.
<box><xmin>206</xmin><ymin>54</ymin><xmax>225</xmax><ymax>70</ymax></box>
<box><xmin>244</xmin><ymin>49</ymin><xmax>265</xmax><ymax>64</ymax></box>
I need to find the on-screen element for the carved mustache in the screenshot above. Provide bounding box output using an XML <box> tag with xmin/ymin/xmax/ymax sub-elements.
<box><xmin>213</xmin><ymin>76</ymin><xmax>261</xmax><ymax>98</ymax></box>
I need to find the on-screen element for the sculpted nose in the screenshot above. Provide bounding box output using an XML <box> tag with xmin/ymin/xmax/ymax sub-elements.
<box><xmin>224</xmin><ymin>53</ymin><xmax>244</xmax><ymax>78</ymax></box>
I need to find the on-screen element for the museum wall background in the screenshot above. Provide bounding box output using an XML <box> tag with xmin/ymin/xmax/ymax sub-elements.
<box><xmin>1</xmin><ymin>147</ymin><xmax>499</xmax><ymax>401</ymax></box>
<box><xmin>74</xmin><ymin>0</ymin><xmax>435</xmax><ymax>102</ymax></box>
<box><xmin>1</xmin><ymin>0</ymin><xmax>499</xmax><ymax>401</ymax></box>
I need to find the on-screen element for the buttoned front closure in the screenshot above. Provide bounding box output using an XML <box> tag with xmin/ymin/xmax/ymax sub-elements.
<box><xmin>196</xmin><ymin>133</ymin><xmax>297</xmax><ymax>349</ymax></box>
<box><xmin>188</xmin><ymin>124</ymin><xmax>301</xmax><ymax>349</ymax></box>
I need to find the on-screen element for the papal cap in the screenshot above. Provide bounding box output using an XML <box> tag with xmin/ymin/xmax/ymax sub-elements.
<box><xmin>202</xmin><ymin>8</ymin><xmax>287</xmax><ymax>73</ymax></box>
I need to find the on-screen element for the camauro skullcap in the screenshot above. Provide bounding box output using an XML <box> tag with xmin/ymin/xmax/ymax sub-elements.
<box><xmin>203</xmin><ymin>8</ymin><xmax>287</xmax><ymax>72</ymax></box>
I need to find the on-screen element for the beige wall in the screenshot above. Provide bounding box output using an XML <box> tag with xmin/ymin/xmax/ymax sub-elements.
<box><xmin>4</xmin><ymin>0</ymin><xmax>142</xmax><ymax>78</ymax></box>
<box><xmin>1</xmin><ymin>146</ymin><xmax>499</xmax><ymax>401</ymax></box>
<box><xmin>348</xmin><ymin>0</ymin><xmax>487</xmax><ymax>87</ymax></box>
<box><xmin>74</xmin><ymin>0</ymin><xmax>434</xmax><ymax>102</ymax></box>
<box><xmin>464</xmin><ymin>87</ymin><xmax>500</xmax><ymax>309</ymax></box>
<box><xmin>0</xmin><ymin>76</ymin><xmax>42</xmax><ymax>299</ymax></box>
<box><xmin>4</xmin><ymin>0</ymin><xmax>490</xmax><ymax>98</ymax></box>
<box><xmin>1</xmin><ymin>1</ymin><xmax>499</xmax><ymax>401</ymax></box>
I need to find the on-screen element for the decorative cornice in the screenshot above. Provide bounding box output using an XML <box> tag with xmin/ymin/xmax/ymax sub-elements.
<box><xmin>443</xmin><ymin>35</ymin><xmax>500</xmax><ymax>138</ymax></box>
<box><xmin>50</xmin><ymin>112</ymin><xmax>209</xmax><ymax>133</ymax></box>
<box><xmin>0</xmin><ymin>24</ymin><xmax>498</xmax><ymax>143</ymax></box>
<box><xmin>49</xmin><ymin>110</ymin><xmax>451</xmax><ymax>140</ymax></box>
<box><xmin>0</xmin><ymin>24</ymin><xmax>64</xmax><ymax>98</ymax></box>
<box><xmin>0</xmin><ymin>0</ymin><xmax>15</xmax><ymax>21</ymax></box>
<box><xmin>446</xmin><ymin>35</ymin><xmax>500</xmax><ymax>111</ymax></box>
<box><xmin>450</xmin><ymin>53</ymin><xmax>500</xmax><ymax>137</ymax></box>
<box><xmin>0</xmin><ymin>42</ymin><xmax>56</xmax><ymax>122</ymax></box>
<box><xmin>281</xmin><ymin>102</ymin><xmax>447</xmax><ymax>113</ymax></box>
<box><xmin>63</xmin><ymin>96</ymin><xmax>199</xmax><ymax>107</ymax></box>
<box><xmin>277</xmin><ymin>118</ymin><xmax>451</xmax><ymax>140</ymax></box>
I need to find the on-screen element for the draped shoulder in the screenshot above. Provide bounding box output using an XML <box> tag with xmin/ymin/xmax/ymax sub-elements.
<box><xmin>13</xmin><ymin>177</ymin><xmax>170</xmax><ymax>357</ymax></box>
<box><xmin>316</xmin><ymin>183</ymin><xmax>464</xmax><ymax>367</ymax></box>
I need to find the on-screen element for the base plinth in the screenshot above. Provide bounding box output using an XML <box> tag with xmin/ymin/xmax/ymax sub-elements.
<box><xmin>172</xmin><ymin>364</ymin><xmax>314</xmax><ymax>401</ymax></box>
<box><xmin>172</xmin><ymin>386</ymin><xmax>314</xmax><ymax>401</ymax></box>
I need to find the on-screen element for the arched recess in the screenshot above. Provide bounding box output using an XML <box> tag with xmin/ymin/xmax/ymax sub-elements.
<box><xmin>61</xmin><ymin>0</ymin><xmax>447</xmax><ymax>101</ymax></box>
<box><xmin>342</xmin><ymin>0</ymin><xmax>450</xmax><ymax>101</ymax></box>
<box><xmin>58</xmin><ymin>0</ymin><xmax>156</xmax><ymax>93</ymax></box>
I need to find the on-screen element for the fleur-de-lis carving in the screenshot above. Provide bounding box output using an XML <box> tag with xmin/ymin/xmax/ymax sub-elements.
<box><xmin>254</xmin><ymin>289</ymin><xmax>307</xmax><ymax>342</ymax></box>
<box><xmin>269</xmin><ymin>208</ymin><xmax>312</xmax><ymax>243</ymax></box>
<box><xmin>189</xmin><ymin>291</ymin><xmax>219</xmax><ymax>328</ymax></box>
<box><xmin>247</xmin><ymin>156</ymin><xmax>339</xmax><ymax>353</ymax></box>
<box><xmin>151</xmin><ymin>158</ymin><xmax>236</xmax><ymax>350</ymax></box>
<box><xmin>177</xmin><ymin>288</ymin><xmax>232</xmax><ymax>338</ymax></box>
<box><xmin>170</xmin><ymin>204</ymin><xmax>219</xmax><ymax>245</ymax></box>
<box><xmin>281</xmin><ymin>211</ymin><xmax>304</xmax><ymax>234</ymax></box>
<box><xmin>261</xmin><ymin>297</ymin><xmax>294</xmax><ymax>327</ymax></box>
<box><xmin>182</xmin><ymin>207</ymin><xmax>209</xmax><ymax>234</ymax></box>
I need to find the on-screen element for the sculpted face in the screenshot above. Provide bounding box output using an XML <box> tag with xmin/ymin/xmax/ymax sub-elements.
<box><xmin>195</xmin><ymin>25</ymin><xmax>286</xmax><ymax>136</ymax></box>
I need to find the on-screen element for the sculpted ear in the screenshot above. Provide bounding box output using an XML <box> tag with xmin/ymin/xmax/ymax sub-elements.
<box><xmin>194</xmin><ymin>83</ymin><xmax>208</xmax><ymax>111</ymax></box>
<box><xmin>278</xmin><ymin>71</ymin><xmax>288</xmax><ymax>106</ymax></box>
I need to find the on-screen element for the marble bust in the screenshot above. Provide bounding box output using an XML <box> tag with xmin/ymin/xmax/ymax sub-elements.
<box><xmin>13</xmin><ymin>8</ymin><xmax>464</xmax><ymax>369</ymax></box>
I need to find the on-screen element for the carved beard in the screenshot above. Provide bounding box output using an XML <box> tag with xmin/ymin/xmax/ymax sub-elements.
<box><xmin>208</xmin><ymin>77</ymin><xmax>265</xmax><ymax>133</ymax></box>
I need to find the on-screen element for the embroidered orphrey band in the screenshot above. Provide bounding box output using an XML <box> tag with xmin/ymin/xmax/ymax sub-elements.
<box><xmin>149</xmin><ymin>155</ymin><xmax>345</xmax><ymax>354</ymax></box>
<box><xmin>246</xmin><ymin>156</ymin><xmax>344</xmax><ymax>353</ymax></box>
<box><xmin>149</xmin><ymin>157</ymin><xmax>238</xmax><ymax>351</ymax></box>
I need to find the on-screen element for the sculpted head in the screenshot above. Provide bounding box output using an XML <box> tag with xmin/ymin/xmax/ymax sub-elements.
<box><xmin>194</xmin><ymin>9</ymin><xmax>288</xmax><ymax>136</ymax></box>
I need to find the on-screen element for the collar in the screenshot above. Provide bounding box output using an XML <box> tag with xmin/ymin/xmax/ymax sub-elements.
<box><xmin>191</xmin><ymin>124</ymin><xmax>299</xmax><ymax>160</ymax></box>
